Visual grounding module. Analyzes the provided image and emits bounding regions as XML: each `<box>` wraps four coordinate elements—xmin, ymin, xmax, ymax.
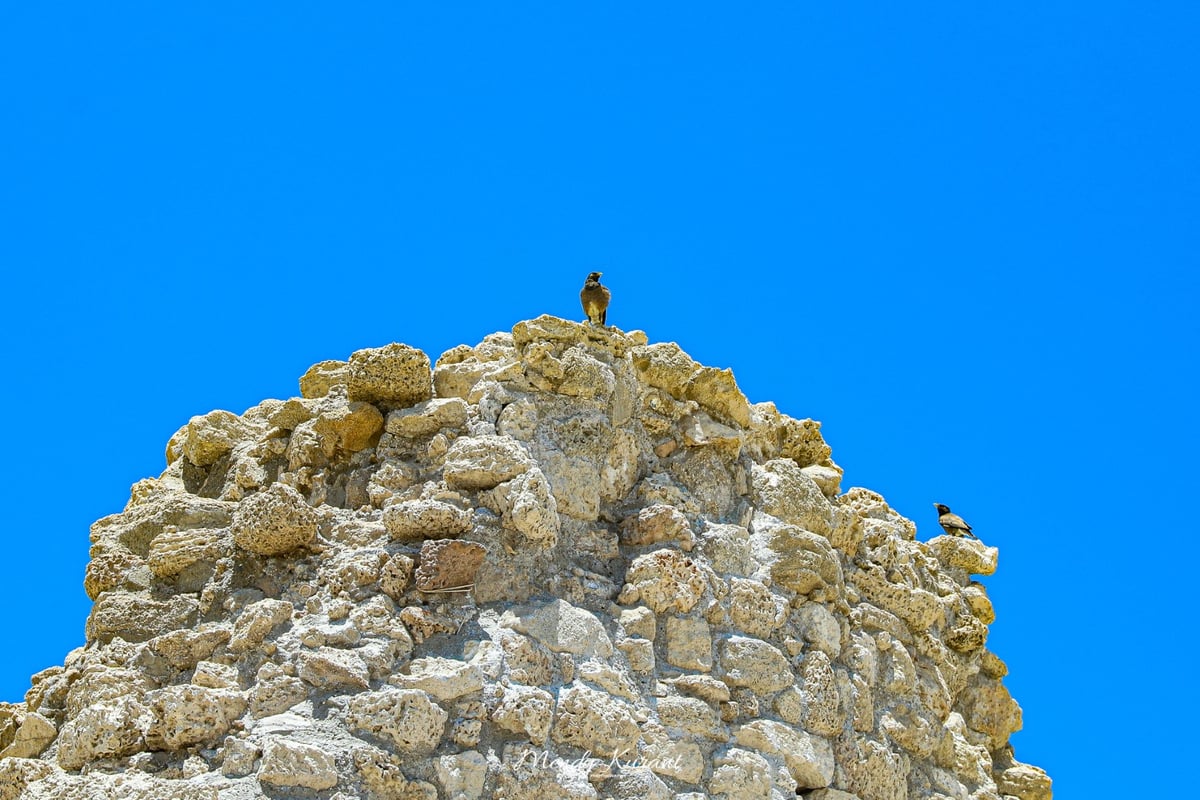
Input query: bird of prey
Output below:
<box><xmin>934</xmin><ymin>503</ymin><xmax>978</xmax><ymax>539</ymax></box>
<box><xmin>580</xmin><ymin>271</ymin><xmax>610</xmax><ymax>326</ymax></box>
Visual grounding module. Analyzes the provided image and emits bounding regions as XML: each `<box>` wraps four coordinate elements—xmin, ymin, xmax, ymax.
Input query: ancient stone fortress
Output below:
<box><xmin>0</xmin><ymin>316</ymin><xmax>1052</xmax><ymax>800</ymax></box>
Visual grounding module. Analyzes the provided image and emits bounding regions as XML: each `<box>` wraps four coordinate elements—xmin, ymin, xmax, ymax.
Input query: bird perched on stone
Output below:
<box><xmin>934</xmin><ymin>503</ymin><xmax>978</xmax><ymax>539</ymax></box>
<box><xmin>580</xmin><ymin>271</ymin><xmax>610</xmax><ymax>326</ymax></box>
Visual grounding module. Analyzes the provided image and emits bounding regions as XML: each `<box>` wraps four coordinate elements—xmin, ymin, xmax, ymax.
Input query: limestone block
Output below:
<box><xmin>346</xmin><ymin>688</ymin><xmax>447</xmax><ymax>754</ymax></box>
<box><xmin>220</xmin><ymin>735</ymin><xmax>260</xmax><ymax>777</ymax></box>
<box><xmin>719</xmin><ymin>636</ymin><xmax>793</xmax><ymax>694</ymax></box>
<box><xmin>300</xmin><ymin>359</ymin><xmax>349</xmax><ymax>398</ymax></box>
<box><xmin>679</xmin><ymin>412</ymin><xmax>744</xmax><ymax>460</ymax></box>
<box><xmin>799</xmin><ymin>651</ymin><xmax>845</xmax><ymax>737</ymax></box>
<box><xmin>85</xmin><ymin>593</ymin><xmax>198</xmax><ymax>644</ymax></box>
<box><xmin>443</xmin><ymin>434</ymin><xmax>533</xmax><ymax>490</ymax></box>
<box><xmin>436</xmin><ymin>750</ymin><xmax>488</xmax><ymax>800</ymax></box>
<box><xmin>728</xmin><ymin>578</ymin><xmax>788</xmax><ymax>638</ymax></box>
<box><xmin>297</xmin><ymin>646</ymin><xmax>370</xmax><ymax>690</ymax></box>
<box><xmin>386</xmin><ymin>397</ymin><xmax>469</xmax><ymax>438</ymax></box>
<box><xmin>644</xmin><ymin>737</ymin><xmax>704</xmax><ymax>784</ymax></box>
<box><xmin>540</xmin><ymin>449</ymin><xmax>601</xmax><ymax>521</ymax></box>
<box><xmin>555</xmin><ymin>346</ymin><xmax>616</xmax><ymax>399</ymax></box>
<box><xmin>840</xmin><ymin>631</ymin><xmax>879</xmax><ymax>687</ymax></box>
<box><xmin>495</xmin><ymin>467</ymin><xmax>560</xmax><ymax>547</ymax></box>
<box><xmin>501</xmin><ymin>598</ymin><xmax>614</xmax><ymax>658</ymax></box>
<box><xmin>347</xmin><ymin>343</ymin><xmax>432</xmax><ymax>408</ymax></box>
<box><xmin>414</xmin><ymin>538</ymin><xmax>487</xmax><ymax>591</ymax></box>
<box><xmin>803</xmin><ymin>464</ymin><xmax>844</xmax><ymax>498</ymax></box>
<box><xmin>0</xmin><ymin>758</ymin><xmax>55</xmax><ymax>800</ymax></box>
<box><xmin>664</xmin><ymin>615</ymin><xmax>713</xmax><ymax>671</ymax></box>
<box><xmin>258</xmin><ymin>736</ymin><xmax>338</xmax><ymax>790</ymax></box>
<box><xmin>490</xmin><ymin>684</ymin><xmax>555</xmax><ymax>745</ymax></box>
<box><xmin>578</xmin><ymin>660</ymin><xmax>639</xmax><ymax>702</ymax></box>
<box><xmin>82</xmin><ymin>542</ymin><xmax>146</xmax><ymax>600</ymax></box>
<box><xmin>380</xmin><ymin>552</ymin><xmax>414</xmax><ymax>599</ymax></box>
<box><xmin>180</xmin><ymin>409</ymin><xmax>246</xmax><ymax>467</ymax></box>
<box><xmin>733</xmin><ymin>719</ymin><xmax>835</xmax><ymax>790</ymax></box>
<box><xmin>144</xmin><ymin>685</ymin><xmax>246</xmax><ymax>750</ymax></box>
<box><xmin>842</xmin><ymin>487</ymin><xmax>917</xmax><ymax>541</ymax></box>
<box><xmin>603</xmin><ymin>765</ymin><xmax>673</xmax><ymax>800</ymax></box>
<box><xmin>927</xmin><ymin>536</ymin><xmax>999</xmax><ymax>576</ymax></box>
<box><xmin>995</xmin><ymin>761</ymin><xmax>1052</xmax><ymax>800</ymax></box>
<box><xmin>834</xmin><ymin>734</ymin><xmax>910</xmax><ymax>800</ymax></box>
<box><xmin>625</xmin><ymin>549</ymin><xmax>707</xmax><ymax>614</ymax></box>
<box><xmin>230</xmin><ymin>483</ymin><xmax>318</xmax><ymax>556</ymax></box>
<box><xmin>757</xmin><ymin>521</ymin><xmax>844</xmax><ymax>596</ymax></box>
<box><xmin>192</xmin><ymin>660</ymin><xmax>239</xmax><ymax>690</ymax></box>
<box><xmin>618</xmin><ymin>606</ymin><xmax>656</xmax><ymax>640</ymax></box>
<box><xmin>751</xmin><ymin>460</ymin><xmax>832</xmax><ymax>536</ymax></box>
<box><xmin>963</xmin><ymin>582</ymin><xmax>996</xmax><ymax>624</ymax></box>
<box><xmin>961</xmin><ymin>675</ymin><xmax>1023</xmax><ymax>750</ymax></box>
<box><xmin>620</xmin><ymin>503</ymin><xmax>694</xmax><ymax>549</ymax></box>
<box><xmin>390</xmin><ymin>656</ymin><xmax>485</xmax><ymax>701</ymax></box>
<box><xmin>310</xmin><ymin>396</ymin><xmax>385</xmax><ymax>454</ymax></box>
<box><xmin>229</xmin><ymin>598</ymin><xmax>293</xmax><ymax>653</ymax></box>
<box><xmin>617</xmin><ymin>638</ymin><xmax>655</xmax><ymax>673</ymax></box>
<box><xmin>656</xmin><ymin>695</ymin><xmax>725</xmax><ymax>740</ymax></box>
<box><xmin>148</xmin><ymin>625</ymin><xmax>231</xmax><ymax>670</ymax></box>
<box><xmin>91</xmin><ymin>491</ymin><xmax>235</xmax><ymax>559</ymax></box>
<box><xmin>710</xmin><ymin>747</ymin><xmax>774</xmax><ymax>800</ymax></box>
<box><xmin>0</xmin><ymin>712</ymin><xmax>55</xmax><ymax>759</ymax></box>
<box><xmin>56</xmin><ymin>696</ymin><xmax>152</xmax><ymax>770</ymax></box>
<box><xmin>249</xmin><ymin>672</ymin><xmax>308</xmax><ymax>719</ymax></box>
<box><xmin>945</xmin><ymin>613</ymin><xmax>988</xmax><ymax>653</ymax></box>
<box><xmin>146</xmin><ymin>526</ymin><xmax>228</xmax><ymax>579</ymax></box>
<box><xmin>670</xmin><ymin>674</ymin><xmax>730</xmax><ymax>704</ymax></box>
<box><xmin>698</xmin><ymin>522</ymin><xmax>755</xmax><ymax>577</ymax></box>
<box><xmin>552</xmin><ymin>683</ymin><xmax>641</xmax><ymax>759</ymax></box>
<box><xmin>65</xmin><ymin>666</ymin><xmax>150</xmax><ymax>719</ymax></box>
<box><xmin>850</xmin><ymin>566</ymin><xmax>942</xmax><ymax>631</ymax></box>
<box><xmin>384</xmin><ymin>498</ymin><xmax>474</xmax><ymax>540</ymax></box>
<box><xmin>684</xmin><ymin>366</ymin><xmax>751</xmax><ymax>429</ymax></box>
<box><xmin>631</xmin><ymin>342</ymin><xmax>700</xmax><ymax>398</ymax></box>
<box><xmin>807</xmin><ymin>790</ymin><xmax>863</xmax><ymax>800</ymax></box>
<box><xmin>794</xmin><ymin>602</ymin><xmax>844</xmax><ymax>659</ymax></box>
<box><xmin>354</xmin><ymin>746</ymin><xmax>440</xmax><ymax>800</ymax></box>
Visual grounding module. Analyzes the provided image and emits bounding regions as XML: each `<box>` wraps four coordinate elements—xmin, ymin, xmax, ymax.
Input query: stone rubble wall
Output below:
<box><xmin>0</xmin><ymin>315</ymin><xmax>1052</xmax><ymax>800</ymax></box>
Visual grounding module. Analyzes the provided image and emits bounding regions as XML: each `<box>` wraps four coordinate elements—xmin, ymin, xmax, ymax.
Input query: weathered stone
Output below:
<box><xmin>501</xmin><ymin>598</ymin><xmax>614</xmax><ymax>658</ymax></box>
<box><xmin>620</xmin><ymin>503</ymin><xmax>693</xmax><ymax>549</ymax></box>
<box><xmin>751</xmin><ymin>460</ymin><xmax>832</xmax><ymax>536</ymax></box>
<box><xmin>85</xmin><ymin>593</ymin><xmax>198</xmax><ymax>643</ymax></box>
<box><xmin>230</xmin><ymin>482</ymin><xmax>318</xmax><ymax>556</ymax></box>
<box><xmin>552</xmin><ymin>683</ymin><xmax>641</xmax><ymax>759</ymax></box>
<box><xmin>491</xmin><ymin>684</ymin><xmax>555</xmax><ymax>745</ymax></box>
<box><xmin>300</xmin><ymin>359</ymin><xmax>349</xmax><ymax>398</ymax></box>
<box><xmin>927</xmin><ymin>536</ymin><xmax>1000</xmax><ymax>576</ymax></box>
<box><xmin>625</xmin><ymin>548</ymin><xmax>707</xmax><ymax>614</ymax></box>
<box><xmin>229</xmin><ymin>597</ymin><xmax>293</xmax><ymax>652</ymax></box>
<box><xmin>180</xmin><ymin>409</ymin><xmax>246</xmax><ymax>467</ymax></box>
<box><xmin>664</xmin><ymin>615</ymin><xmax>713</xmax><ymax>671</ymax></box>
<box><xmin>386</xmin><ymin>397</ymin><xmax>469</xmax><ymax>438</ymax></box>
<box><xmin>734</xmin><ymin>719</ymin><xmax>835</xmax><ymax>789</ymax></box>
<box><xmin>0</xmin><ymin>712</ymin><xmax>55</xmax><ymax>759</ymax></box>
<box><xmin>414</xmin><ymin>538</ymin><xmax>487</xmax><ymax>591</ymax></box>
<box><xmin>346</xmin><ymin>688</ymin><xmax>447</xmax><ymax>754</ymax></box>
<box><xmin>258</xmin><ymin>736</ymin><xmax>338</xmax><ymax>790</ymax></box>
<box><xmin>297</xmin><ymin>646</ymin><xmax>371</xmax><ymax>690</ymax></box>
<box><xmin>383</xmin><ymin>498</ymin><xmax>473</xmax><ymax>540</ymax></box>
<box><xmin>145</xmin><ymin>684</ymin><xmax>246</xmax><ymax>750</ymax></box>
<box><xmin>719</xmin><ymin>635</ymin><xmax>793</xmax><ymax>694</ymax></box>
<box><xmin>495</xmin><ymin>467</ymin><xmax>560</xmax><ymax>547</ymax></box>
<box><xmin>347</xmin><ymin>342</ymin><xmax>433</xmax><ymax>408</ymax></box>
<box><xmin>443</xmin><ymin>434</ymin><xmax>533</xmax><ymax>490</ymax></box>
<box><xmin>390</xmin><ymin>655</ymin><xmax>484</xmax><ymax>701</ymax></box>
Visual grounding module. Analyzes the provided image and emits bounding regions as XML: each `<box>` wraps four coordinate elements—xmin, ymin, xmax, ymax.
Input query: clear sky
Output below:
<box><xmin>2</xmin><ymin>3</ymin><xmax>1196</xmax><ymax>795</ymax></box>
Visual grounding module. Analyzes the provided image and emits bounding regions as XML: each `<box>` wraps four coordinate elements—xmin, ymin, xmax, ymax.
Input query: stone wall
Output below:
<box><xmin>0</xmin><ymin>315</ymin><xmax>1051</xmax><ymax>800</ymax></box>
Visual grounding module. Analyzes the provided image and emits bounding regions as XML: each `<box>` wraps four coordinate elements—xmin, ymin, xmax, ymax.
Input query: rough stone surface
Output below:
<box><xmin>0</xmin><ymin>318</ymin><xmax>1048</xmax><ymax>800</ymax></box>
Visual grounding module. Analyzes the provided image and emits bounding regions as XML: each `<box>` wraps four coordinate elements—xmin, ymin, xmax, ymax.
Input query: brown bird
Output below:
<box><xmin>580</xmin><ymin>271</ymin><xmax>610</xmax><ymax>325</ymax></box>
<box><xmin>934</xmin><ymin>503</ymin><xmax>978</xmax><ymax>539</ymax></box>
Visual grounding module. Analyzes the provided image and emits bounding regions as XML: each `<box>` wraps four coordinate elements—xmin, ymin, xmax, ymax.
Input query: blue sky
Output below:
<box><xmin>2</xmin><ymin>3</ymin><xmax>1196</xmax><ymax>794</ymax></box>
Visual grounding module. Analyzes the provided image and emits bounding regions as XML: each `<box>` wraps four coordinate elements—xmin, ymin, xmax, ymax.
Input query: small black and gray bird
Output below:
<box><xmin>580</xmin><ymin>271</ymin><xmax>610</xmax><ymax>326</ymax></box>
<box><xmin>934</xmin><ymin>503</ymin><xmax>978</xmax><ymax>539</ymax></box>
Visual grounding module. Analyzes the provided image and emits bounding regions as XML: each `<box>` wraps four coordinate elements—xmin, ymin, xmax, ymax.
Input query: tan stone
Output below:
<box><xmin>346</xmin><ymin>342</ymin><xmax>432</xmax><ymax>408</ymax></box>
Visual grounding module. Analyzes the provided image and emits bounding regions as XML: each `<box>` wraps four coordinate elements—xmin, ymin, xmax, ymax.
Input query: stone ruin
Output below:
<box><xmin>0</xmin><ymin>315</ymin><xmax>1052</xmax><ymax>799</ymax></box>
